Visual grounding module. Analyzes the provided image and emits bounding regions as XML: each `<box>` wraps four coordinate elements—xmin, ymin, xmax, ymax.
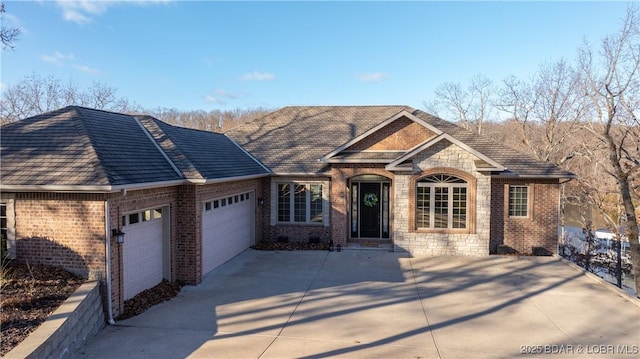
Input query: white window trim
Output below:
<box><xmin>0</xmin><ymin>195</ymin><xmax>16</xmax><ymax>259</ymax></box>
<box><xmin>416</xmin><ymin>182</ymin><xmax>468</xmax><ymax>230</ymax></box>
<box><xmin>270</xmin><ymin>178</ymin><xmax>330</xmax><ymax>227</ymax></box>
<box><xmin>508</xmin><ymin>184</ymin><xmax>531</xmax><ymax>218</ymax></box>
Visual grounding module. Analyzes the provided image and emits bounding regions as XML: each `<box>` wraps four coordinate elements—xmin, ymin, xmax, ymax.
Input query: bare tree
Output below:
<box><xmin>578</xmin><ymin>6</ymin><xmax>640</xmax><ymax>295</ymax></box>
<box><xmin>147</xmin><ymin>107</ymin><xmax>271</xmax><ymax>133</ymax></box>
<box><xmin>496</xmin><ymin>60</ymin><xmax>585</xmax><ymax>166</ymax></box>
<box><xmin>1</xmin><ymin>2</ymin><xmax>20</xmax><ymax>50</ymax></box>
<box><xmin>424</xmin><ymin>73</ymin><xmax>496</xmax><ymax>134</ymax></box>
<box><xmin>0</xmin><ymin>74</ymin><xmax>136</xmax><ymax>124</ymax></box>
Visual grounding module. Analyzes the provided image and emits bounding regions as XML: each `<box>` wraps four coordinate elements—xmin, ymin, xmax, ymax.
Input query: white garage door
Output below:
<box><xmin>202</xmin><ymin>191</ymin><xmax>254</xmax><ymax>274</ymax></box>
<box><xmin>123</xmin><ymin>208</ymin><xmax>165</xmax><ymax>300</ymax></box>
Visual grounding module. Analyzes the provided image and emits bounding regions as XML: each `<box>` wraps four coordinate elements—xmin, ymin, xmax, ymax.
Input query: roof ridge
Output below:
<box><xmin>136</xmin><ymin>117</ymin><xmax>204</xmax><ymax>180</ymax></box>
<box><xmin>73</xmin><ymin>107</ymin><xmax>114</xmax><ymax>185</ymax></box>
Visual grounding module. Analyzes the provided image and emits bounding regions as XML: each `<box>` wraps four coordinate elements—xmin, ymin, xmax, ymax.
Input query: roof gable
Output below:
<box><xmin>321</xmin><ymin>110</ymin><xmax>442</xmax><ymax>161</ymax></box>
<box><xmin>386</xmin><ymin>133</ymin><xmax>505</xmax><ymax>171</ymax></box>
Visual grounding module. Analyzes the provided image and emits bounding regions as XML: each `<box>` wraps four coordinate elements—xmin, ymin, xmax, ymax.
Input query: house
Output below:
<box><xmin>0</xmin><ymin>106</ymin><xmax>270</xmax><ymax>318</ymax></box>
<box><xmin>226</xmin><ymin>106</ymin><xmax>575</xmax><ymax>255</ymax></box>
<box><xmin>1</xmin><ymin>105</ymin><xmax>574</xmax><ymax>318</ymax></box>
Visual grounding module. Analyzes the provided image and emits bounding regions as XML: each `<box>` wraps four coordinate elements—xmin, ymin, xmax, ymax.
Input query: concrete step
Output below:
<box><xmin>342</xmin><ymin>239</ymin><xmax>394</xmax><ymax>252</ymax></box>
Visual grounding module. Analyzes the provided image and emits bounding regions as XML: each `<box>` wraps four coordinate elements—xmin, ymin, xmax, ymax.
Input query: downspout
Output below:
<box><xmin>104</xmin><ymin>200</ymin><xmax>116</xmax><ymax>325</ymax></box>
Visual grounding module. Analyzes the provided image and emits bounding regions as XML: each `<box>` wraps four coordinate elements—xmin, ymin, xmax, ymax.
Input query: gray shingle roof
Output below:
<box><xmin>227</xmin><ymin>106</ymin><xmax>575</xmax><ymax>178</ymax></box>
<box><xmin>1</xmin><ymin>106</ymin><xmax>268</xmax><ymax>189</ymax></box>
<box><xmin>226</xmin><ymin>106</ymin><xmax>412</xmax><ymax>174</ymax></box>
<box><xmin>138</xmin><ymin>117</ymin><xmax>269</xmax><ymax>180</ymax></box>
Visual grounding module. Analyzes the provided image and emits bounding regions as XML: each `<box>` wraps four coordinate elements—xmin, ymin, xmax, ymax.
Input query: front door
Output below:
<box><xmin>360</xmin><ymin>183</ymin><xmax>381</xmax><ymax>238</ymax></box>
<box><xmin>351</xmin><ymin>180</ymin><xmax>390</xmax><ymax>239</ymax></box>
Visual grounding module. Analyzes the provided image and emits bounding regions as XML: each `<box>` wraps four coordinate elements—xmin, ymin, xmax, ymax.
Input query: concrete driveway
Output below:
<box><xmin>75</xmin><ymin>250</ymin><xmax>640</xmax><ymax>359</ymax></box>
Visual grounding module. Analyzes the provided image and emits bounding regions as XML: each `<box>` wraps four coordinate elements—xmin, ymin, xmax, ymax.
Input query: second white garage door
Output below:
<box><xmin>202</xmin><ymin>191</ymin><xmax>254</xmax><ymax>275</ymax></box>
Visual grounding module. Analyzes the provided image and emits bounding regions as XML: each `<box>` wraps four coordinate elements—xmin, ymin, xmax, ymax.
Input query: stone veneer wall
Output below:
<box><xmin>393</xmin><ymin>140</ymin><xmax>492</xmax><ymax>256</ymax></box>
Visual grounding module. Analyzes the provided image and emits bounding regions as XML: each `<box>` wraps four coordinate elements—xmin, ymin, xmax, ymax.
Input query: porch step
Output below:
<box><xmin>343</xmin><ymin>239</ymin><xmax>394</xmax><ymax>252</ymax></box>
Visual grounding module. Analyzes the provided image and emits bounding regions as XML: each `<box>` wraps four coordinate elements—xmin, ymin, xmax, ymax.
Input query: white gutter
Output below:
<box><xmin>0</xmin><ymin>179</ymin><xmax>189</xmax><ymax>193</ymax></box>
<box><xmin>203</xmin><ymin>173</ymin><xmax>270</xmax><ymax>185</ymax></box>
<box><xmin>491</xmin><ymin>174</ymin><xmax>577</xmax><ymax>179</ymax></box>
<box><xmin>104</xmin><ymin>200</ymin><xmax>116</xmax><ymax>325</ymax></box>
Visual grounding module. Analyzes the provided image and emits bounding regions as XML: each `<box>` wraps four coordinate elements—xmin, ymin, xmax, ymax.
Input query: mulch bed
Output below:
<box><xmin>251</xmin><ymin>241</ymin><xmax>331</xmax><ymax>251</ymax></box>
<box><xmin>117</xmin><ymin>280</ymin><xmax>182</xmax><ymax>320</ymax></box>
<box><xmin>0</xmin><ymin>261</ymin><xmax>85</xmax><ymax>356</ymax></box>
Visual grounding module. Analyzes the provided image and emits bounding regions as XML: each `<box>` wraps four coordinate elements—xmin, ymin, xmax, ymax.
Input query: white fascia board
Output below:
<box><xmin>0</xmin><ymin>179</ymin><xmax>192</xmax><ymax>193</ymax></box>
<box><xmin>325</xmin><ymin>159</ymin><xmax>394</xmax><ymax>164</ymax></box>
<box><xmin>320</xmin><ymin>110</ymin><xmax>443</xmax><ymax>162</ymax></box>
<box><xmin>202</xmin><ymin>173</ymin><xmax>271</xmax><ymax>185</ymax></box>
<box><xmin>271</xmin><ymin>172</ymin><xmax>330</xmax><ymax>178</ymax></box>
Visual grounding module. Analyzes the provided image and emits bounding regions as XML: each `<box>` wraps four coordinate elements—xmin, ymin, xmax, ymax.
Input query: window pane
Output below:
<box><xmin>213</xmin><ymin>200</ymin><xmax>219</xmax><ymax>208</ymax></box>
<box><xmin>129</xmin><ymin>213</ymin><xmax>139</xmax><ymax>225</ymax></box>
<box><xmin>0</xmin><ymin>204</ymin><xmax>6</xmax><ymax>217</ymax></box>
<box><xmin>278</xmin><ymin>184</ymin><xmax>291</xmax><ymax>222</ymax></box>
<box><xmin>310</xmin><ymin>184</ymin><xmax>323</xmax><ymax>223</ymax></box>
<box><xmin>205</xmin><ymin>202</ymin><xmax>212</xmax><ymax>211</ymax></box>
<box><xmin>351</xmin><ymin>183</ymin><xmax>358</xmax><ymax>236</ymax></box>
<box><xmin>452</xmin><ymin>188</ymin><xmax>467</xmax><ymax>228</ymax></box>
<box><xmin>434</xmin><ymin>187</ymin><xmax>448</xmax><ymax>228</ymax></box>
<box><xmin>382</xmin><ymin>183</ymin><xmax>390</xmax><ymax>237</ymax></box>
<box><xmin>509</xmin><ymin>186</ymin><xmax>528</xmax><ymax>217</ymax></box>
<box><xmin>416</xmin><ymin>187</ymin><xmax>430</xmax><ymax>228</ymax></box>
<box><xmin>294</xmin><ymin>184</ymin><xmax>307</xmax><ymax>222</ymax></box>
<box><xmin>142</xmin><ymin>210</ymin><xmax>152</xmax><ymax>221</ymax></box>
<box><xmin>154</xmin><ymin>208</ymin><xmax>163</xmax><ymax>219</ymax></box>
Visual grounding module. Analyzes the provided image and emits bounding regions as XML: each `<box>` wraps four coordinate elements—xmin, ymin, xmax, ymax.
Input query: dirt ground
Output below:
<box><xmin>0</xmin><ymin>262</ymin><xmax>84</xmax><ymax>356</ymax></box>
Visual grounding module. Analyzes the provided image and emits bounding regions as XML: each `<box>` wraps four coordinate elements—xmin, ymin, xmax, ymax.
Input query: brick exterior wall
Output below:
<box><xmin>329</xmin><ymin>165</ymin><xmax>394</xmax><ymax>246</ymax></box>
<box><xmin>346</xmin><ymin>117</ymin><xmax>435</xmax><ymax>151</ymax></box>
<box><xmin>13</xmin><ymin>192</ymin><xmax>108</xmax><ymax>279</ymax></box>
<box><xmin>108</xmin><ymin>186</ymin><xmax>179</xmax><ymax>316</ymax></box>
<box><xmin>490</xmin><ymin>178</ymin><xmax>560</xmax><ymax>255</ymax></box>
<box><xmin>263</xmin><ymin>177</ymin><xmax>331</xmax><ymax>243</ymax></box>
<box><xmin>11</xmin><ymin>178</ymin><xmax>265</xmax><ymax>318</ymax></box>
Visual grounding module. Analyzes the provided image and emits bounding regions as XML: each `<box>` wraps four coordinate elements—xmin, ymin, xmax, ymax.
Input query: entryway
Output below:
<box><xmin>349</xmin><ymin>175</ymin><xmax>391</xmax><ymax>246</ymax></box>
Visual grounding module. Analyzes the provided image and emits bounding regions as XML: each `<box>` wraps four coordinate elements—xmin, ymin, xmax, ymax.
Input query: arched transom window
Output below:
<box><xmin>416</xmin><ymin>174</ymin><xmax>467</xmax><ymax>229</ymax></box>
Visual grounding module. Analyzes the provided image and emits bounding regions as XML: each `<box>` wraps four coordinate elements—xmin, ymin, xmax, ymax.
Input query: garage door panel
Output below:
<box><xmin>202</xmin><ymin>192</ymin><xmax>254</xmax><ymax>275</ymax></box>
<box><xmin>123</xmin><ymin>215</ymin><xmax>164</xmax><ymax>300</ymax></box>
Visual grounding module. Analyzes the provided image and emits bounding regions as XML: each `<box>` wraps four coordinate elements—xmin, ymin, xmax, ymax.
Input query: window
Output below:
<box><xmin>509</xmin><ymin>185</ymin><xmax>529</xmax><ymax>217</ymax></box>
<box><xmin>129</xmin><ymin>213</ymin><xmax>140</xmax><ymax>225</ymax></box>
<box><xmin>416</xmin><ymin>174</ymin><xmax>467</xmax><ymax>229</ymax></box>
<box><xmin>1</xmin><ymin>203</ymin><xmax>8</xmax><ymax>256</ymax></box>
<box><xmin>0</xmin><ymin>200</ymin><xmax>15</xmax><ymax>258</ymax></box>
<box><xmin>278</xmin><ymin>183</ymin><xmax>323</xmax><ymax>223</ymax></box>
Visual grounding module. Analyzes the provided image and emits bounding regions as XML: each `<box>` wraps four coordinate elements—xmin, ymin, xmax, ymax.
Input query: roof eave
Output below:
<box><xmin>326</xmin><ymin>159</ymin><xmax>394</xmax><ymax>164</ymax></box>
<box><xmin>202</xmin><ymin>173</ymin><xmax>271</xmax><ymax>185</ymax></box>
<box><xmin>491</xmin><ymin>173</ymin><xmax>578</xmax><ymax>180</ymax></box>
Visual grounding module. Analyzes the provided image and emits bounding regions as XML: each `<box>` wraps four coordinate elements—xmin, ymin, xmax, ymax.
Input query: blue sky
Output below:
<box><xmin>0</xmin><ymin>1</ymin><xmax>631</xmax><ymax>112</ymax></box>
